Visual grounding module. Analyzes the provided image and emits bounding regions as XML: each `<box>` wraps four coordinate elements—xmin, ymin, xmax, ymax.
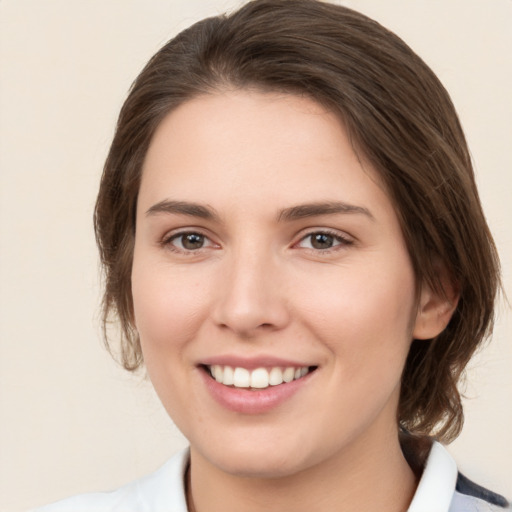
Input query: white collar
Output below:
<box><xmin>407</xmin><ymin>441</ymin><xmax>458</xmax><ymax>512</ymax></box>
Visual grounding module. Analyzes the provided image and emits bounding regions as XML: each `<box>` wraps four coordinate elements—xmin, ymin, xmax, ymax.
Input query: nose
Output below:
<box><xmin>212</xmin><ymin>246</ymin><xmax>290</xmax><ymax>338</ymax></box>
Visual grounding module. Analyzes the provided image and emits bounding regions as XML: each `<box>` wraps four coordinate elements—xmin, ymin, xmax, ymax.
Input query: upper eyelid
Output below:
<box><xmin>292</xmin><ymin>229</ymin><xmax>355</xmax><ymax>252</ymax></box>
<box><xmin>161</xmin><ymin>227</ymin><xmax>214</xmax><ymax>242</ymax></box>
<box><xmin>158</xmin><ymin>227</ymin><xmax>354</xmax><ymax>250</ymax></box>
<box><xmin>161</xmin><ymin>231</ymin><xmax>219</xmax><ymax>255</ymax></box>
<box><xmin>295</xmin><ymin>227</ymin><xmax>354</xmax><ymax>242</ymax></box>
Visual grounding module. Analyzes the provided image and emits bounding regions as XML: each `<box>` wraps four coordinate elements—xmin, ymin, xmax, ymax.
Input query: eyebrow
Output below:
<box><xmin>146</xmin><ymin>200</ymin><xmax>220</xmax><ymax>221</ymax></box>
<box><xmin>146</xmin><ymin>199</ymin><xmax>374</xmax><ymax>223</ymax></box>
<box><xmin>278</xmin><ymin>201</ymin><xmax>374</xmax><ymax>222</ymax></box>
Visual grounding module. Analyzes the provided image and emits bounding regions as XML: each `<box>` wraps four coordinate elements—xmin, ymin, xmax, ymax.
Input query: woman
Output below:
<box><xmin>34</xmin><ymin>0</ymin><xmax>509</xmax><ymax>510</ymax></box>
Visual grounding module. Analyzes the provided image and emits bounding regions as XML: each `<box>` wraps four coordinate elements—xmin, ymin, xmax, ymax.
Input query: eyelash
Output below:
<box><xmin>161</xmin><ymin>230</ymin><xmax>215</xmax><ymax>254</ymax></box>
<box><xmin>160</xmin><ymin>229</ymin><xmax>353</xmax><ymax>254</ymax></box>
<box><xmin>295</xmin><ymin>229</ymin><xmax>353</xmax><ymax>253</ymax></box>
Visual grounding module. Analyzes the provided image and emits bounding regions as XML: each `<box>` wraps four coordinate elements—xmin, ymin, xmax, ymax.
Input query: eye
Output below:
<box><xmin>164</xmin><ymin>231</ymin><xmax>214</xmax><ymax>252</ymax></box>
<box><xmin>297</xmin><ymin>231</ymin><xmax>352</xmax><ymax>251</ymax></box>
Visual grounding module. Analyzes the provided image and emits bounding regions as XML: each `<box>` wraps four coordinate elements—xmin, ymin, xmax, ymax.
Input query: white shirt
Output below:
<box><xmin>32</xmin><ymin>442</ymin><xmax>510</xmax><ymax>512</ymax></box>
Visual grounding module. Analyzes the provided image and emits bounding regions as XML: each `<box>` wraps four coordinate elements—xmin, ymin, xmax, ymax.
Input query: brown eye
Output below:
<box><xmin>180</xmin><ymin>233</ymin><xmax>205</xmax><ymax>250</ymax></box>
<box><xmin>167</xmin><ymin>232</ymin><xmax>210</xmax><ymax>251</ymax></box>
<box><xmin>310</xmin><ymin>233</ymin><xmax>335</xmax><ymax>249</ymax></box>
<box><xmin>296</xmin><ymin>231</ymin><xmax>352</xmax><ymax>251</ymax></box>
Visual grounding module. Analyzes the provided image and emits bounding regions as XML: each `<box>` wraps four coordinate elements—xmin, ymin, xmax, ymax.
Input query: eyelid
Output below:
<box><xmin>160</xmin><ymin>228</ymin><xmax>219</xmax><ymax>253</ymax></box>
<box><xmin>293</xmin><ymin>228</ymin><xmax>354</xmax><ymax>250</ymax></box>
<box><xmin>158</xmin><ymin>226</ymin><xmax>353</xmax><ymax>254</ymax></box>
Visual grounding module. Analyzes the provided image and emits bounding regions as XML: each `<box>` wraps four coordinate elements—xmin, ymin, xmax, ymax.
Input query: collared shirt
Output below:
<box><xmin>32</xmin><ymin>443</ymin><xmax>510</xmax><ymax>512</ymax></box>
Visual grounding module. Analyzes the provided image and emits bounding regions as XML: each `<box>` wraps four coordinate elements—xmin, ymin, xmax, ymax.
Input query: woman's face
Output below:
<box><xmin>132</xmin><ymin>91</ymin><xmax>427</xmax><ymax>477</ymax></box>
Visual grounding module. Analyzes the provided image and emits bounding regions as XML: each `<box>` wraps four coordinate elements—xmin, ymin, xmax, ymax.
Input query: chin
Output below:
<box><xmin>191</xmin><ymin>429</ymin><xmax>324</xmax><ymax>480</ymax></box>
<box><xmin>211</xmin><ymin>450</ymin><xmax>307</xmax><ymax>479</ymax></box>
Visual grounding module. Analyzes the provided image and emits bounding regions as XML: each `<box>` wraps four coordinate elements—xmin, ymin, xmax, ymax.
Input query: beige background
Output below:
<box><xmin>0</xmin><ymin>1</ymin><xmax>510</xmax><ymax>510</ymax></box>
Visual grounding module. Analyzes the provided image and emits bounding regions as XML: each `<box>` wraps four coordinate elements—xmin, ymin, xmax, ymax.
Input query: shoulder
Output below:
<box><xmin>449</xmin><ymin>473</ymin><xmax>511</xmax><ymax>512</ymax></box>
<box><xmin>408</xmin><ymin>441</ymin><xmax>510</xmax><ymax>512</ymax></box>
<box><xmin>30</xmin><ymin>448</ymin><xmax>190</xmax><ymax>512</ymax></box>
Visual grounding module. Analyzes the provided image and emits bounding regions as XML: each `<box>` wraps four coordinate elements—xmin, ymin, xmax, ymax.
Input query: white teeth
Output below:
<box><xmin>250</xmin><ymin>368</ymin><xmax>269</xmax><ymax>388</ymax></box>
<box><xmin>223</xmin><ymin>365</ymin><xmax>234</xmax><ymax>385</ymax></box>
<box><xmin>233</xmin><ymin>367</ymin><xmax>250</xmax><ymax>388</ymax></box>
<box><xmin>212</xmin><ymin>365</ymin><xmax>223</xmax><ymax>382</ymax></box>
<box><xmin>269</xmin><ymin>367</ymin><xmax>284</xmax><ymax>386</ymax></box>
<box><xmin>283</xmin><ymin>367</ymin><xmax>295</xmax><ymax>383</ymax></box>
<box><xmin>208</xmin><ymin>365</ymin><xmax>311</xmax><ymax>389</ymax></box>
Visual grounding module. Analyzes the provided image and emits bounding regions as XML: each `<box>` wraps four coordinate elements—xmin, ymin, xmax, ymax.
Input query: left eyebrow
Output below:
<box><xmin>278</xmin><ymin>201</ymin><xmax>375</xmax><ymax>222</ymax></box>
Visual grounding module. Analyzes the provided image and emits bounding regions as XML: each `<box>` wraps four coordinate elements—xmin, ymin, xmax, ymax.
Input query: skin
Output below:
<box><xmin>132</xmin><ymin>90</ymin><xmax>455</xmax><ymax>512</ymax></box>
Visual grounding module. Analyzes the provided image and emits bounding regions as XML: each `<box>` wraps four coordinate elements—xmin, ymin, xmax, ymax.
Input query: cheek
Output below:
<box><xmin>131</xmin><ymin>259</ymin><xmax>210</xmax><ymax>360</ymax></box>
<box><xmin>130</xmin><ymin>259</ymin><xmax>212</xmax><ymax>426</ymax></box>
<box><xmin>293</xmin><ymin>257</ymin><xmax>417</xmax><ymax>372</ymax></box>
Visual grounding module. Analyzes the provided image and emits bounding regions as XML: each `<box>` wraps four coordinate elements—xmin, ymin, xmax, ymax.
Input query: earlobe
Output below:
<box><xmin>412</xmin><ymin>279</ymin><xmax>459</xmax><ymax>340</ymax></box>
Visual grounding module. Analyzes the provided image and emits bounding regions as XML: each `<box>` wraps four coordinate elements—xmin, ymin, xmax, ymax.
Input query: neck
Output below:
<box><xmin>186</xmin><ymin>427</ymin><xmax>418</xmax><ymax>512</ymax></box>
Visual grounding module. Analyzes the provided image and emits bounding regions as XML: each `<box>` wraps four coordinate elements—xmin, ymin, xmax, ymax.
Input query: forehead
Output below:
<box><xmin>138</xmin><ymin>90</ymin><xmax>391</xmax><ymax>218</ymax></box>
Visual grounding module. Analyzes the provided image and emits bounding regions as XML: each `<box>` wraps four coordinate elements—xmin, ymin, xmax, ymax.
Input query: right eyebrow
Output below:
<box><xmin>145</xmin><ymin>200</ymin><xmax>220</xmax><ymax>222</ymax></box>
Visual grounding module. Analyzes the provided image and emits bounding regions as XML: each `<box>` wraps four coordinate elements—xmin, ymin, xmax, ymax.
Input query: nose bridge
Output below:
<box><xmin>213</xmin><ymin>238</ymin><xmax>288</xmax><ymax>335</ymax></box>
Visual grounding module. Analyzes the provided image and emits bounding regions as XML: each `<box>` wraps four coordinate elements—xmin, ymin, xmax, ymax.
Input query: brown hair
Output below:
<box><xmin>94</xmin><ymin>0</ymin><xmax>500</xmax><ymax>442</ymax></box>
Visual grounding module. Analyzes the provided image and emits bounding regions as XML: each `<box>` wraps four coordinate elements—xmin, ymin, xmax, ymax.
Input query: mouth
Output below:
<box><xmin>202</xmin><ymin>364</ymin><xmax>317</xmax><ymax>390</ymax></box>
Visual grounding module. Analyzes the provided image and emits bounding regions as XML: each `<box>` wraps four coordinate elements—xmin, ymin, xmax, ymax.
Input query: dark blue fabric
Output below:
<box><xmin>456</xmin><ymin>472</ymin><xmax>509</xmax><ymax>508</ymax></box>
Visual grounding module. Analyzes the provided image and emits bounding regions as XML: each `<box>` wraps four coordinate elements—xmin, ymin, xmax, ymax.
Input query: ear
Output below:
<box><xmin>412</xmin><ymin>276</ymin><xmax>459</xmax><ymax>340</ymax></box>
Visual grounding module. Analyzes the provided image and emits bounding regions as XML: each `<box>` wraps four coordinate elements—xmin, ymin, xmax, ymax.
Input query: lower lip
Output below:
<box><xmin>200</xmin><ymin>368</ymin><xmax>314</xmax><ymax>415</ymax></box>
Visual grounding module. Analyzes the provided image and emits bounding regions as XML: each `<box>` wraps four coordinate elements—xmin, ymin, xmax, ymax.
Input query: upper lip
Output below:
<box><xmin>199</xmin><ymin>355</ymin><xmax>315</xmax><ymax>370</ymax></box>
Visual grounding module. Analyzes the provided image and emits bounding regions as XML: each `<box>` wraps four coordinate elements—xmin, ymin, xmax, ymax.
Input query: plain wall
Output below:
<box><xmin>0</xmin><ymin>1</ymin><xmax>510</xmax><ymax>510</ymax></box>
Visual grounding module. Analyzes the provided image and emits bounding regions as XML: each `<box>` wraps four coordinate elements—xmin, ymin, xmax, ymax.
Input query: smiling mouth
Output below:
<box><xmin>202</xmin><ymin>364</ymin><xmax>317</xmax><ymax>390</ymax></box>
